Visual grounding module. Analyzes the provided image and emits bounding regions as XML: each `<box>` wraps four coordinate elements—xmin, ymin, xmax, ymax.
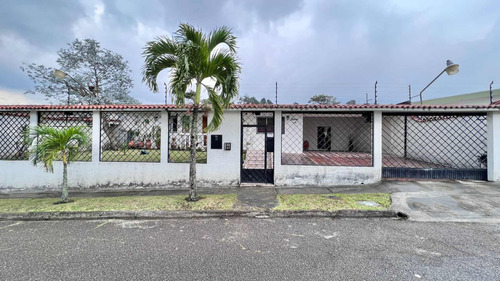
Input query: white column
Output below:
<box><xmin>29</xmin><ymin>111</ymin><xmax>38</xmax><ymax>128</ymax></box>
<box><xmin>160</xmin><ymin>110</ymin><xmax>169</xmax><ymax>163</ymax></box>
<box><xmin>274</xmin><ymin>110</ymin><xmax>282</xmax><ymax>177</ymax></box>
<box><xmin>487</xmin><ymin>111</ymin><xmax>500</xmax><ymax>182</ymax></box>
<box><xmin>373</xmin><ymin>111</ymin><xmax>383</xmax><ymax>178</ymax></box>
<box><xmin>91</xmin><ymin>111</ymin><xmax>100</xmax><ymax>163</ymax></box>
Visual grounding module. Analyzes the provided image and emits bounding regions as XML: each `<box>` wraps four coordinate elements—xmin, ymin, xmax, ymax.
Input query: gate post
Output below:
<box><xmin>487</xmin><ymin>111</ymin><xmax>500</xmax><ymax>181</ymax></box>
<box><xmin>274</xmin><ymin>110</ymin><xmax>282</xmax><ymax>182</ymax></box>
<box><xmin>91</xmin><ymin>110</ymin><xmax>100</xmax><ymax>163</ymax></box>
<box><xmin>373</xmin><ymin>111</ymin><xmax>383</xmax><ymax>180</ymax></box>
<box><xmin>160</xmin><ymin>110</ymin><xmax>169</xmax><ymax>164</ymax></box>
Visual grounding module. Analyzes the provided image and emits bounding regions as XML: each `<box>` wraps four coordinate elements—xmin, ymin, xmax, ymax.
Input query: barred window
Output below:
<box><xmin>168</xmin><ymin>112</ymin><xmax>207</xmax><ymax>163</ymax></box>
<box><xmin>281</xmin><ymin>112</ymin><xmax>373</xmax><ymax>166</ymax></box>
<box><xmin>100</xmin><ymin>111</ymin><xmax>161</xmax><ymax>162</ymax></box>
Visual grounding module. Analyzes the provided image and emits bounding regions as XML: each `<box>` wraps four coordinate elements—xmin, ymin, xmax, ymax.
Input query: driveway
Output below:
<box><xmin>385</xmin><ymin>180</ymin><xmax>500</xmax><ymax>223</ymax></box>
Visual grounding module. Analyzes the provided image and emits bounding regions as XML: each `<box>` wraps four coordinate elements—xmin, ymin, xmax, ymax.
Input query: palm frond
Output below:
<box><xmin>208</xmin><ymin>26</ymin><xmax>237</xmax><ymax>53</ymax></box>
<box><xmin>205</xmin><ymin>86</ymin><xmax>224</xmax><ymax>132</ymax></box>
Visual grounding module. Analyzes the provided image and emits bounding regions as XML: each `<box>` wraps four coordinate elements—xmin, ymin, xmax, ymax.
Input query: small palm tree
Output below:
<box><xmin>26</xmin><ymin>126</ymin><xmax>88</xmax><ymax>203</ymax></box>
<box><xmin>142</xmin><ymin>23</ymin><xmax>240</xmax><ymax>201</ymax></box>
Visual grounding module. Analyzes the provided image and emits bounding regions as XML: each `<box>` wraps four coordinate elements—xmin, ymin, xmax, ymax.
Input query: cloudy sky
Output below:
<box><xmin>0</xmin><ymin>0</ymin><xmax>498</xmax><ymax>105</ymax></box>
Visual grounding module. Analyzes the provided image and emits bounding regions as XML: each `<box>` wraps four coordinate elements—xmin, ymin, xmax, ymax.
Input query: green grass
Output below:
<box><xmin>101</xmin><ymin>149</ymin><xmax>161</xmax><ymax>162</ymax></box>
<box><xmin>274</xmin><ymin>193</ymin><xmax>391</xmax><ymax>211</ymax></box>
<box><xmin>0</xmin><ymin>194</ymin><xmax>237</xmax><ymax>213</ymax></box>
<box><xmin>100</xmin><ymin>149</ymin><xmax>207</xmax><ymax>163</ymax></box>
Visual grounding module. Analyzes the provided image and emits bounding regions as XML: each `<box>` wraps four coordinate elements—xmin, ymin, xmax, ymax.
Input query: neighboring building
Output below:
<box><xmin>422</xmin><ymin>89</ymin><xmax>500</xmax><ymax>105</ymax></box>
<box><xmin>0</xmin><ymin>103</ymin><xmax>499</xmax><ymax>190</ymax></box>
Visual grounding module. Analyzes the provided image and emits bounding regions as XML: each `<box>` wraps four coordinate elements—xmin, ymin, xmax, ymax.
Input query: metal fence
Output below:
<box><xmin>281</xmin><ymin>112</ymin><xmax>373</xmax><ymax>166</ymax></box>
<box><xmin>100</xmin><ymin>111</ymin><xmax>161</xmax><ymax>162</ymax></box>
<box><xmin>0</xmin><ymin>112</ymin><xmax>30</xmax><ymax>160</ymax></box>
<box><xmin>38</xmin><ymin>111</ymin><xmax>93</xmax><ymax>161</ymax></box>
<box><xmin>168</xmin><ymin>111</ymin><xmax>207</xmax><ymax>163</ymax></box>
<box><xmin>382</xmin><ymin>113</ymin><xmax>487</xmax><ymax>179</ymax></box>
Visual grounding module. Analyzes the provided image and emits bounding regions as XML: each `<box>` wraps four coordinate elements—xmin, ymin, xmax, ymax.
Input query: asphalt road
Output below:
<box><xmin>1</xmin><ymin>218</ymin><xmax>499</xmax><ymax>281</ymax></box>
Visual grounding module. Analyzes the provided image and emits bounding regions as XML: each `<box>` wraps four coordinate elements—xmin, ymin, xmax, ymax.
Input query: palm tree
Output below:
<box><xmin>142</xmin><ymin>23</ymin><xmax>240</xmax><ymax>201</ymax></box>
<box><xmin>26</xmin><ymin>126</ymin><xmax>88</xmax><ymax>203</ymax></box>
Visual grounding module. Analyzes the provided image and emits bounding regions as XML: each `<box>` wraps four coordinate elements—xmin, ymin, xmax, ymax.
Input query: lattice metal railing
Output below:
<box><xmin>281</xmin><ymin>112</ymin><xmax>373</xmax><ymax>166</ymax></box>
<box><xmin>168</xmin><ymin>111</ymin><xmax>207</xmax><ymax>163</ymax></box>
<box><xmin>100</xmin><ymin>111</ymin><xmax>161</xmax><ymax>162</ymax></box>
<box><xmin>38</xmin><ymin>111</ymin><xmax>93</xmax><ymax>161</ymax></box>
<box><xmin>0</xmin><ymin>111</ymin><xmax>30</xmax><ymax>160</ymax></box>
<box><xmin>382</xmin><ymin>114</ymin><xmax>487</xmax><ymax>169</ymax></box>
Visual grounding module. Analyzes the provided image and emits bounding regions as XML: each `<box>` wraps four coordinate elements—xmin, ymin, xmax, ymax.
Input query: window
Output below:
<box><xmin>257</xmin><ymin>117</ymin><xmax>274</xmax><ymax>133</ymax></box>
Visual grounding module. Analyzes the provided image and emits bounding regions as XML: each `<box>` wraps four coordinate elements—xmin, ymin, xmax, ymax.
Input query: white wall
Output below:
<box><xmin>281</xmin><ymin>114</ymin><xmax>303</xmax><ymax>153</ymax></box>
<box><xmin>488</xmin><ymin>112</ymin><xmax>500</xmax><ymax>181</ymax></box>
<box><xmin>0</xmin><ymin>110</ymin><xmax>241</xmax><ymax>190</ymax></box>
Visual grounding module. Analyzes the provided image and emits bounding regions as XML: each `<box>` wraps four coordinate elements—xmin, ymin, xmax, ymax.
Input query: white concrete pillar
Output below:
<box><xmin>487</xmin><ymin>111</ymin><xmax>500</xmax><ymax>182</ymax></box>
<box><xmin>91</xmin><ymin>111</ymin><xmax>101</xmax><ymax>163</ymax></box>
<box><xmin>274</xmin><ymin>110</ymin><xmax>282</xmax><ymax>177</ymax></box>
<box><xmin>373</xmin><ymin>111</ymin><xmax>383</xmax><ymax>177</ymax></box>
<box><xmin>160</xmin><ymin>110</ymin><xmax>169</xmax><ymax>163</ymax></box>
<box><xmin>29</xmin><ymin>111</ymin><xmax>38</xmax><ymax>128</ymax></box>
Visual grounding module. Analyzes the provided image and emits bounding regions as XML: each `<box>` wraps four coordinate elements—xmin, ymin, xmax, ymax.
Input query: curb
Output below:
<box><xmin>0</xmin><ymin>209</ymin><xmax>404</xmax><ymax>221</ymax></box>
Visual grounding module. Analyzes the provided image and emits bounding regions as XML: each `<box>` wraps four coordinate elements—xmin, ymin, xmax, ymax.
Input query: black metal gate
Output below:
<box><xmin>382</xmin><ymin>113</ymin><xmax>487</xmax><ymax>180</ymax></box>
<box><xmin>241</xmin><ymin>112</ymin><xmax>274</xmax><ymax>184</ymax></box>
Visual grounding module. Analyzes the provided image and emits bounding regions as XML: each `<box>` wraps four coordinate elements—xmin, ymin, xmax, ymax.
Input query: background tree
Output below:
<box><xmin>21</xmin><ymin>38</ymin><xmax>139</xmax><ymax>105</ymax></box>
<box><xmin>143</xmin><ymin>23</ymin><xmax>240</xmax><ymax>201</ymax></box>
<box><xmin>308</xmin><ymin>94</ymin><xmax>340</xmax><ymax>105</ymax></box>
<box><xmin>25</xmin><ymin>126</ymin><xmax>88</xmax><ymax>203</ymax></box>
<box><xmin>238</xmin><ymin>95</ymin><xmax>273</xmax><ymax>104</ymax></box>
<box><xmin>346</xmin><ymin>99</ymin><xmax>356</xmax><ymax>105</ymax></box>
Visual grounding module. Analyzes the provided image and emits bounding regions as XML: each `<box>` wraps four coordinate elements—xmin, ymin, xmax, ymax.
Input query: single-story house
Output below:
<box><xmin>0</xmin><ymin>103</ymin><xmax>499</xmax><ymax>190</ymax></box>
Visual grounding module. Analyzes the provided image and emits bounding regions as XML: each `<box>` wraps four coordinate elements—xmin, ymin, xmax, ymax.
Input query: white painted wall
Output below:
<box><xmin>0</xmin><ymin>110</ymin><xmax>241</xmax><ymax>190</ymax></box>
<box><xmin>487</xmin><ymin>112</ymin><xmax>500</xmax><ymax>181</ymax></box>
<box><xmin>281</xmin><ymin>114</ymin><xmax>303</xmax><ymax>153</ymax></box>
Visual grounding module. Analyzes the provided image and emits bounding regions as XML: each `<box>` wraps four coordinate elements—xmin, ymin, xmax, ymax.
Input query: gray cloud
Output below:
<box><xmin>0</xmin><ymin>0</ymin><xmax>499</xmax><ymax>105</ymax></box>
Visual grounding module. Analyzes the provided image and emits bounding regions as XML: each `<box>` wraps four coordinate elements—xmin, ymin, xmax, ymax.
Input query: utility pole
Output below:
<box><xmin>490</xmin><ymin>81</ymin><xmax>494</xmax><ymax>104</ymax></box>
<box><xmin>366</xmin><ymin>93</ymin><xmax>369</xmax><ymax>105</ymax></box>
<box><xmin>408</xmin><ymin>85</ymin><xmax>412</xmax><ymax>104</ymax></box>
<box><xmin>275</xmin><ymin>81</ymin><xmax>278</xmax><ymax>104</ymax></box>
<box><xmin>374</xmin><ymin>81</ymin><xmax>378</xmax><ymax>105</ymax></box>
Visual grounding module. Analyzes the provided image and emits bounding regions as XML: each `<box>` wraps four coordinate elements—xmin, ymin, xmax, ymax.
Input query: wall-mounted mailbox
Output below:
<box><xmin>211</xmin><ymin>135</ymin><xmax>222</xmax><ymax>149</ymax></box>
<box><xmin>224</xmin><ymin>143</ymin><xmax>231</xmax><ymax>151</ymax></box>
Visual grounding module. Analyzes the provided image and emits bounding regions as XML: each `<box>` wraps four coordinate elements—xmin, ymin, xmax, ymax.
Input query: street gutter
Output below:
<box><xmin>0</xmin><ymin>209</ymin><xmax>404</xmax><ymax>221</ymax></box>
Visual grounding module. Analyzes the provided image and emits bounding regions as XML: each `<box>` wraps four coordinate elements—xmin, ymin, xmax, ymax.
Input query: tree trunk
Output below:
<box><xmin>188</xmin><ymin>106</ymin><xmax>199</xmax><ymax>201</ymax></box>
<box><xmin>102</xmin><ymin>119</ymin><xmax>120</xmax><ymax>150</ymax></box>
<box><xmin>61</xmin><ymin>154</ymin><xmax>69</xmax><ymax>202</ymax></box>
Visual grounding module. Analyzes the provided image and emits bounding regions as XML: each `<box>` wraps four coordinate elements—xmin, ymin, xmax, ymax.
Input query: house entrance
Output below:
<box><xmin>317</xmin><ymin>126</ymin><xmax>332</xmax><ymax>150</ymax></box>
<box><xmin>241</xmin><ymin>112</ymin><xmax>274</xmax><ymax>184</ymax></box>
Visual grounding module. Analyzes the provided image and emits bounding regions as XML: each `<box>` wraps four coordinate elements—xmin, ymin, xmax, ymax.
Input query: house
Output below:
<box><xmin>0</xmin><ymin>103</ymin><xmax>499</xmax><ymax>190</ymax></box>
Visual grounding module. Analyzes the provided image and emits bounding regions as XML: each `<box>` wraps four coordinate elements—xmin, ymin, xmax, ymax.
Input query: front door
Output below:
<box><xmin>317</xmin><ymin>126</ymin><xmax>331</xmax><ymax>150</ymax></box>
<box><xmin>241</xmin><ymin>112</ymin><xmax>274</xmax><ymax>184</ymax></box>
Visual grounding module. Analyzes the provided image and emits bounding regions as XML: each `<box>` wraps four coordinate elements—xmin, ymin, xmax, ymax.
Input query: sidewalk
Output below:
<box><xmin>1</xmin><ymin>180</ymin><xmax>499</xmax><ymax>222</ymax></box>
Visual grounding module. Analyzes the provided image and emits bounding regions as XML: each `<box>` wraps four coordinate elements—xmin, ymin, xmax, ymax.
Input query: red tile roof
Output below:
<box><xmin>0</xmin><ymin>103</ymin><xmax>499</xmax><ymax>111</ymax></box>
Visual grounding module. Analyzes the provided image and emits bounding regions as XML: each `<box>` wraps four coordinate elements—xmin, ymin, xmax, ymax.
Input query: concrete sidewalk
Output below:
<box><xmin>1</xmin><ymin>180</ymin><xmax>500</xmax><ymax>222</ymax></box>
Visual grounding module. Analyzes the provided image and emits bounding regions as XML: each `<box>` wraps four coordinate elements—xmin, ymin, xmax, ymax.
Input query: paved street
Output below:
<box><xmin>1</xmin><ymin>218</ymin><xmax>499</xmax><ymax>280</ymax></box>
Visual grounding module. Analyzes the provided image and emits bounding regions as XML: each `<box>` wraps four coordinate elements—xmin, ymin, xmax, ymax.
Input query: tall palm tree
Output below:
<box><xmin>142</xmin><ymin>23</ymin><xmax>240</xmax><ymax>201</ymax></box>
<box><xmin>26</xmin><ymin>126</ymin><xmax>88</xmax><ymax>203</ymax></box>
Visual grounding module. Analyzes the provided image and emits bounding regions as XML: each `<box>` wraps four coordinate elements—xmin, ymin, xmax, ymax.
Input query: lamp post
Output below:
<box><xmin>418</xmin><ymin>60</ymin><xmax>459</xmax><ymax>105</ymax></box>
<box><xmin>54</xmin><ymin>69</ymin><xmax>97</xmax><ymax>105</ymax></box>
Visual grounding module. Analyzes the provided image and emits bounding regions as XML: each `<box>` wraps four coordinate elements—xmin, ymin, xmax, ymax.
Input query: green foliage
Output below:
<box><xmin>308</xmin><ymin>94</ymin><xmax>340</xmax><ymax>105</ymax></box>
<box><xmin>142</xmin><ymin>23</ymin><xmax>241</xmax><ymax>132</ymax></box>
<box><xmin>25</xmin><ymin>125</ymin><xmax>89</xmax><ymax>172</ymax></box>
<box><xmin>346</xmin><ymin>99</ymin><xmax>356</xmax><ymax>105</ymax></box>
<box><xmin>21</xmin><ymin>38</ymin><xmax>139</xmax><ymax>105</ymax></box>
<box><xmin>238</xmin><ymin>95</ymin><xmax>273</xmax><ymax>104</ymax></box>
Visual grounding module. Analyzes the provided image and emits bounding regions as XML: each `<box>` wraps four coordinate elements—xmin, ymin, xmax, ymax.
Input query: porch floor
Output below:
<box><xmin>280</xmin><ymin>151</ymin><xmax>450</xmax><ymax>168</ymax></box>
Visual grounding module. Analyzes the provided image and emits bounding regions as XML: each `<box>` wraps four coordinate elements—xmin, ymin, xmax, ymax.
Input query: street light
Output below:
<box><xmin>418</xmin><ymin>60</ymin><xmax>460</xmax><ymax>104</ymax></box>
<box><xmin>54</xmin><ymin>69</ymin><xmax>97</xmax><ymax>105</ymax></box>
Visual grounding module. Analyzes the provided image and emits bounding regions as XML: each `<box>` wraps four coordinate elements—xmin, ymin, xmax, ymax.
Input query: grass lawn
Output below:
<box><xmin>274</xmin><ymin>193</ymin><xmax>391</xmax><ymax>211</ymax></box>
<box><xmin>101</xmin><ymin>149</ymin><xmax>161</xmax><ymax>162</ymax></box>
<box><xmin>0</xmin><ymin>194</ymin><xmax>237</xmax><ymax>213</ymax></box>
<box><xmin>100</xmin><ymin>149</ymin><xmax>207</xmax><ymax>163</ymax></box>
